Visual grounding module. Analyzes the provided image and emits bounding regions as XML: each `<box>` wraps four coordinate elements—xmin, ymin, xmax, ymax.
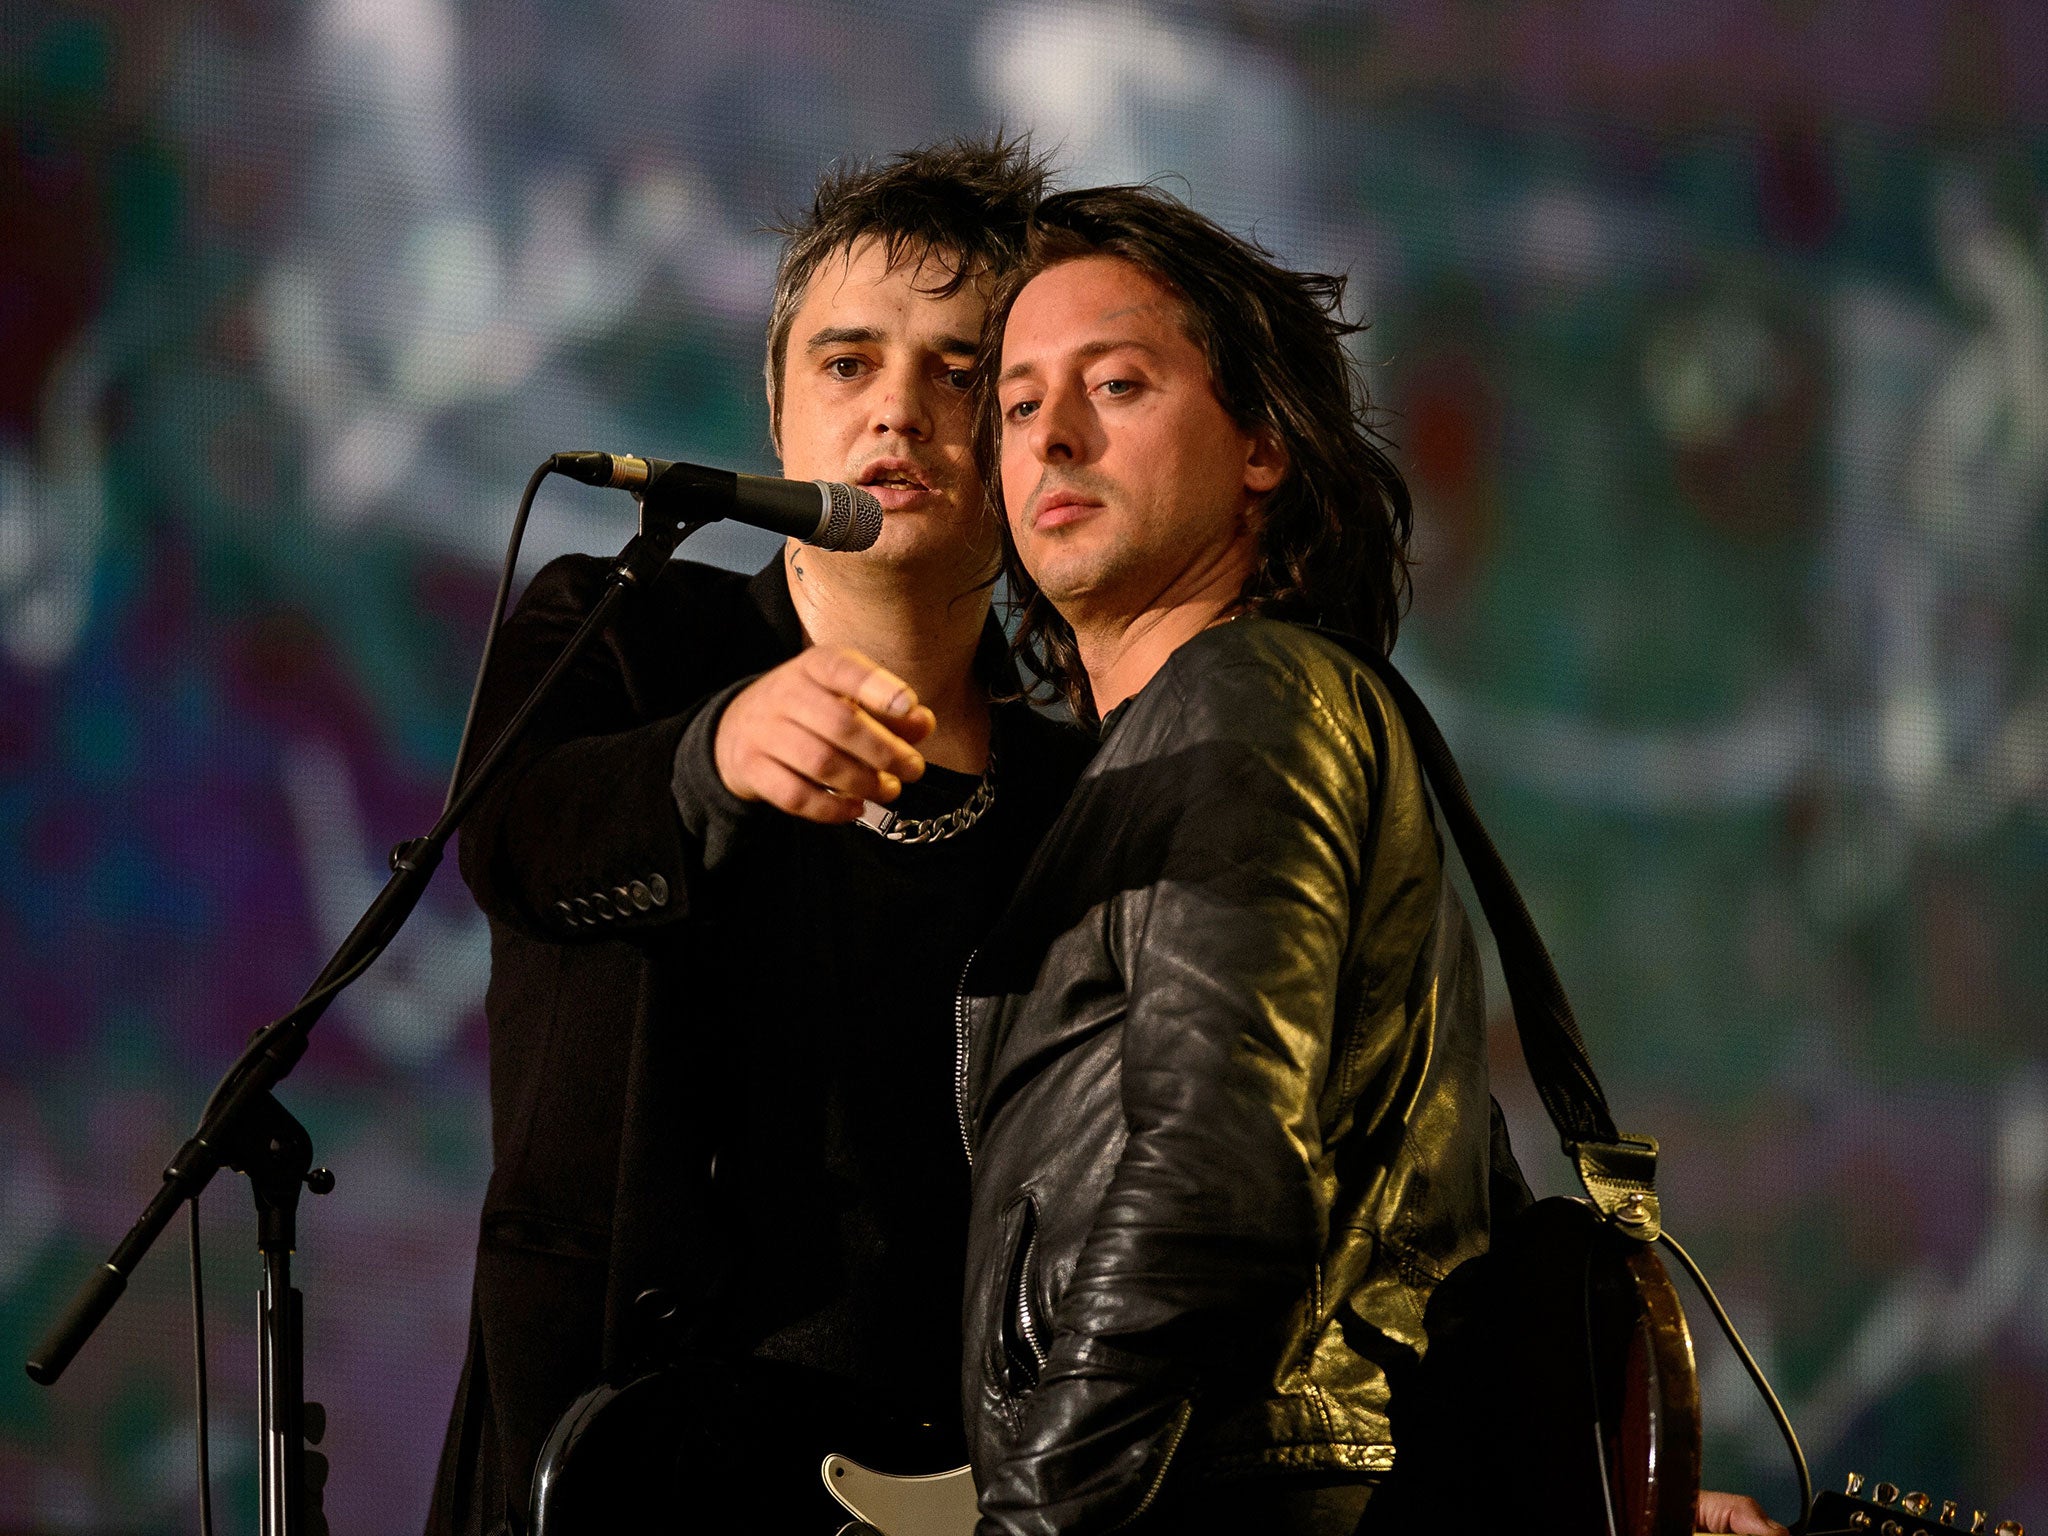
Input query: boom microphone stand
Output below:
<box><xmin>25</xmin><ymin>484</ymin><xmax>714</xmax><ymax>1536</ymax></box>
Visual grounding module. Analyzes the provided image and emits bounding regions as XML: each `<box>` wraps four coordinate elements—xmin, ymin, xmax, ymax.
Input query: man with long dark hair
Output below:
<box><xmin>959</xmin><ymin>186</ymin><xmax>1782</xmax><ymax>1535</ymax></box>
<box><xmin>426</xmin><ymin>139</ymin><xmax>1090</xmax><ymax>1535</ymax></box>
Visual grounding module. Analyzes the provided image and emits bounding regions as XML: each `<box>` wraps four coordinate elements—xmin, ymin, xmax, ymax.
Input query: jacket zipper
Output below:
<box><xmin>1106</xmin><ymin>1400</ymin><xmax>1194</xmax><ymax>1532</ymax></box>
<box><xmin>1015</xmin><ymin>1224</ymin><xmax>1047</xmax><ymax>1372</ymax></box>
<box><xmin>953</xmin><ymin>948</ymin><xmax>978</xmax><ymax>1165</ymax></box>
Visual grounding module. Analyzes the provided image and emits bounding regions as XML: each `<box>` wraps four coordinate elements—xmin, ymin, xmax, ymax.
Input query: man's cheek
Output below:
<box><xmin>999</xmin><ymin>467</ymin><xmax>1033</xmax><ymax>519</ymax></box>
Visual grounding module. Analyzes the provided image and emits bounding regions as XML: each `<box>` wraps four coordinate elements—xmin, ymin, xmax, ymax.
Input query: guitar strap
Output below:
<box><xmin>1329</xmin><ymin>636</ymin><xmax>1664</xmax><ymax>1241</ymax></box>
<box><xmin>1333</xmin><ymin>638</ymin><xmax>1818</xmax><ymax>1521</ymax></box>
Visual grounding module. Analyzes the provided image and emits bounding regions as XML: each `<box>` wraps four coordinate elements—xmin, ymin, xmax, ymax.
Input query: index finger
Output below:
<box><xmin>800</xmin><ymin>646</ymin><xmax>920</xmax><ymax>721</ymax></box>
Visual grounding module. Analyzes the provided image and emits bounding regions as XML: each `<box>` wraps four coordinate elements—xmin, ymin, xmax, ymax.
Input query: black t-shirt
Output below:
<box><xmin>697</xmin><ymin>736</ymin><xmax>1043</xmax><ymax>1443</ymax></box>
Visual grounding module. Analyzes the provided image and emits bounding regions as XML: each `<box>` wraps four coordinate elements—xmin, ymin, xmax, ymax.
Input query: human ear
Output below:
<box><xmin>1243</xmin><ymin>424</ymin><xmax>1289</xmax><ymax>496</ymax></box>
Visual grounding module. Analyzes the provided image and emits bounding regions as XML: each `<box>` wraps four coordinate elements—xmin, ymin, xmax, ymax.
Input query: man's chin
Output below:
<box><xmin>1020</xmin><ymin>542</ymin><xmax>1114</xmax><ymax>606</ymax></box>
<box><xmin>1024</xmin><ymin>573</ymin><xmax>1113</xmax><ymax>626</ymax></box>
<box><xmin>842</xmin><ymin>518</ymin><xmax>997</xmax><ymax>579</ymax></box>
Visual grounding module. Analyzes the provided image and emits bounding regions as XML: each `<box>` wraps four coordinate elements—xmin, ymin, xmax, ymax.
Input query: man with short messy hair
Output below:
<box><xmin>425</xmin><ymin>138</ymin><xmax>1089</xmax><ymax>1536</ymax></box>
<box><xmin>961</xmin><ymin>186</ymin><xmax>1783</xmax><ymax>1535</ymax></box>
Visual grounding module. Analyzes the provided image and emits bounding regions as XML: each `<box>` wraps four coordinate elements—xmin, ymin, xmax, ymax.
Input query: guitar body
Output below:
<box><xmin>1379</xmin><ymin>1197</ymin><xmax>1702</xmax><ymax>1535</ymax></box>
<box><xmin>528</xmin><ymin>1356</ymin><xmax>974</xmax><ymax>1535</ymax></box>
<box><xmin>822</xmin><ymin>1455</ymin><xmax>979</xmax><ymax>1536</ymax></box>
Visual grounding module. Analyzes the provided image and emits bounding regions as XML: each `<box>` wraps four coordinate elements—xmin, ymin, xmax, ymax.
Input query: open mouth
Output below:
<box><xmin>857</xmin><ymin>461</ymin><xmax>941</xmax><ymax>509</ymax></box>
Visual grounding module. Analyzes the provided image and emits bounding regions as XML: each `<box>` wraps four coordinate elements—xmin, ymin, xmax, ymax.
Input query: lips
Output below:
<box><xmin>1030</xmin><ymin>491</ymin><xmax>1103</xmax><ymax>532</ymax></box>
<box><xmin>857</xmin><ymin>458</ymin><xmax>941</xmax><ymax>510</ymax></box>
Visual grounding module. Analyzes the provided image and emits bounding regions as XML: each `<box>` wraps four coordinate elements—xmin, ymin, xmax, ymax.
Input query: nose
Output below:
<box><xmin>1022</xmin><ymin>380</ymin><xmax>1083</xmax><ymax>464</ymax></box>
<box><xmin>870</xmin><ymin>357</ymin><xmax>933</xmax><ymax>442</ymax></box>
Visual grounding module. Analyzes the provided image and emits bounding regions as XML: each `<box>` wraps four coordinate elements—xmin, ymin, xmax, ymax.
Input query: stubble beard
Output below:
<box><xmin>1021</xmin><ymin>524</ymin><xmax>1136</xmax><ymax>633</ymax></box>
<box><xmin>846</xmin><ymin>491</ymin><xmax>1000</xmax><ymax>599</ymax></box>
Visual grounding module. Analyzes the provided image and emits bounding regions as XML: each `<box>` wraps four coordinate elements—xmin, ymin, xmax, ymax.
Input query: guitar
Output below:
<box><xmin>816</xmin><ymin>1462</ymin><xmax>2037</xmax><ymax>1536</ymax></box>
<box><xmin>1802</xmin><ymin>1473</ymin><xmax>2026</xmax><ymax>1536</ymax></box>
<box><xmin>1372</xmin><ymin>1196</ymin><xmax>1703</xmax><ymax>1535</ymax></box>
<box><xmin>527</xmin><ymin>1355</ymin><xmax>976</xmax><ymax>1535</ymax></box>
<box><xmin>529</xmin><ymin>1200</ymin><xmax>1704</xmax><ymax>1534</ymax></box>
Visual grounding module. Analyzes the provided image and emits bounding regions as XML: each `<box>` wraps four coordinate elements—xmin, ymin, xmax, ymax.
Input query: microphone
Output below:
<box><xmin>551</xmin><ymin>452</ymin><xmax>883</xmax><ymax>552</ymax></box>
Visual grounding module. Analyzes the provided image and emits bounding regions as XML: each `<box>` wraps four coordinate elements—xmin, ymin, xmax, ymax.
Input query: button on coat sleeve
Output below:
<box><xmin>455</xmin><ymin>556</ymin><xmax>759</xmax><ymax>943</ymax></box>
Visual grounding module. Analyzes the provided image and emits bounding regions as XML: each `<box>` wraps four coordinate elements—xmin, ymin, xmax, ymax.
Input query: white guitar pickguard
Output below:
<box><xmin>820</xmin><ymin>1454</ymin><xmax>979</xmax><ymax>1536</ymax></box>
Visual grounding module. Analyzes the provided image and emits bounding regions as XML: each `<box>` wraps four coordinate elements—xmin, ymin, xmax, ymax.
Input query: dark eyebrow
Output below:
<box><xmin>807</xmin><ymin>326</ymin><xmax>980</xmax><ymax>359</ymax></box>
<box><xmin>804</xmin><ymin>326</ymin><xmax>882</xmax><ymax>351</ymax></box>
<box><xmin>998</xmin><ymin>336</ymin><xmax>1158</xmax><ymax>385</ymax></box>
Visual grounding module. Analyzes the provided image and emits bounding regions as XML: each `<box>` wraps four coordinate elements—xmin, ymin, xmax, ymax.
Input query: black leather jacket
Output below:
<box><xmin>958</xmin><ymin>618</ymin><xmax>1496</xmax><ymax>1535</ymax></box>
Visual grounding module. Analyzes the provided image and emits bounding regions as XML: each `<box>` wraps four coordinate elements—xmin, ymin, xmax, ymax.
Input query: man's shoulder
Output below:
<box><xmin>519</xmin><ymin>552</ymin><xmax>760</xmax><ymax>614</ymax></box>
<box><xmin>1148</xmin><ymin>616</ymin><xmax>1397</xmax><ymax>741</ymax></box>
<box><xmin>502</xmin><ymin>555</ymin><xmax>793</xmax><ymax>702</ymax></box>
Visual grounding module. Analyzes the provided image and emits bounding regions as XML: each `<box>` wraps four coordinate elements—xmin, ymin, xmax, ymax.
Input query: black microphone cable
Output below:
<box><xmin>181</xmin><ymin>450</ymin><xmax>860</xmax><ymax>1533</ymax></box>
<box><xmin>445</xmin><ymin>458</ymin><xmax>555</xmax><ymax>811</ymax></box>
<box><xmin>189</xmin><ymin>1195</ymin><xmax>214</xmax><ymax>1536</ymax></box>
<box><xmin>181</xmin><ymin>453</ymin><xmax>555</xmax><ymax>1536</ymax></box>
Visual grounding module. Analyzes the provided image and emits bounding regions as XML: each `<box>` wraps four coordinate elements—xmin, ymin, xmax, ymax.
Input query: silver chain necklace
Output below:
<box><xmin>855</xmin><ymin>751</ymin><xmax>997</xmax><ymax>843</ymax></box>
